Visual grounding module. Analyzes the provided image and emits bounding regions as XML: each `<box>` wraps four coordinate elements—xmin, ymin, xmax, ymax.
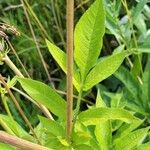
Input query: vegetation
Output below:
<box><xmin>0</xmin><ymin>0</ymin><xmax>150</xmax><ymax>149</ymax></box>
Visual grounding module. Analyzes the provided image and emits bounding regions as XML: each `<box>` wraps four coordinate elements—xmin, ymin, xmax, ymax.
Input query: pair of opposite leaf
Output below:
<box><xmin>46</xmin><ymin>0</ymin><xmax>130</xmax><ymax>92</ymax></box>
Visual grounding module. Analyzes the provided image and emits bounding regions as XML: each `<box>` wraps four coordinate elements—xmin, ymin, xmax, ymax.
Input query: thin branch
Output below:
<box><xmin>0</xmin><ymin>75</ymin><xmax>41</xmax><ymax>144</ymax></box>
<box><xmin>4</xmin><ymin>55</ymin><xmax>24</xmax><ymax>77</ymax></box>
<box><xmin>0</xmin><ymin>131</ymin><xmax>50</xmax><ymax>150</ymax></box>
<box><xmin>3</xmin><ymin>55</ymin><xmax>53</xmax><ymax>120</ymax></box>
<box><xmin>4</xmin><ymin>4</ymin><xmax>23</xmax><ymax>11</ymax></box>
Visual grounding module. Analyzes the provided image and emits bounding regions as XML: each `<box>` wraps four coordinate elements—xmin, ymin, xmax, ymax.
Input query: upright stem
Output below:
<box><xmin>122</xmin><ymin>0</ymin><xmax>143</xmax><ymax>77</ymax></box>
<box><xmin>66</xmin><ymin>0</ymin><xmax>74</xmax><ymax>140</ymax></box>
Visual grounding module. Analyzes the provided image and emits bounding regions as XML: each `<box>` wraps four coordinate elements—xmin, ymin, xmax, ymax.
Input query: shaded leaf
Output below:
<box><xmin>114</xmin><ymin>127</ymin><xmax>149</xmax><ymax>150</ymax></box>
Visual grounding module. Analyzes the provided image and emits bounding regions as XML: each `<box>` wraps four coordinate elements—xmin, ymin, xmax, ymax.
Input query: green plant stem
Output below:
<box><xmin>73</xmin><ymin>88</ymin><xmax>83</xmax><ymax>124</ymax></box>
<box><xmin>20</xmin><ymin>0</ymin><xmax>54</xmax><ymax>88</ymax></box>
<box><xmin>66</xmin><ymin>0</ymin><xmax>74</xmax><ymax>141</ymax></box>
<box><xmin>122</xmin><ymin>0</ymin><xmax>143</xmax><ymax>77</ymax></box>
<box><xmin>112</xmin><ymin>6</ymin><xmax>134</xmax><ymax>69</ymax></box>
<box><xmin>0</xmin><ymin>131</ymin><xmax>50</xmax><ymax>150</ymax></box>
<box><xmin>0</xmin><ymin>75</ymin><xmax>41</xmax><ymax>144</ymax></box>
<box><xmin>1</xmin><ymin>94</ymin><xmax>19</xmax><ymax>136</ymax></box>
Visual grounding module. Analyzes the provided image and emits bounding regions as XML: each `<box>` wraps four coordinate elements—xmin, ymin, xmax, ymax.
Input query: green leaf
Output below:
<box><xmin>143</xmin><ymin>55</ymin><xmax>150</xmax><ymax>100</ymax></box>
<box><xmin>132</xmin><ymin>0</ymin><xmax>147</xmax><ymax>24</ymax></box>
<box><xmin>74</xmin><ymin>0</ymin><xmax>105</xmax><ymax>80</ymax></box>
<box><xmin>136</xmin><ymin>142</ymin><xmax>150</xmax><ymax>150</ymax></box>
<box><xmin>0</xmin><ymin>114</ymin><xmax>34</xmax><ymax>141</ymax></box>
<box><xmin>17</xmin><ymin>78</ymin><xmax>66</xmax><ymax>120</ymax></box>
<box><xmin>39</xmin><ymin>116</ymin><xmax>65</xmax><ymax>137</ymax></box>
<box><xmin>84</xmin><ymin>51</ymin><xmax>128</xmax><ymax>91</ymax></box>
<box><xmin>0</xmin><ymin>143</ymin><xmax>16</xmax><ymax>150</ymax></box>
<box><xmin>46</xmin><ymin>39</ymin><xmax>80</xmax><ymax>91</ymax></box>
<box><xmin>95</xmin><ymin>88</ymin><xmax>112</xmax><ymax>150</ymax></box>
<box><xmin>114</xmin><ymin>119</ymin><xmax>143</xmax><ymax>142</ymax></box>
<box><xmin>114</xmin><ymin>66</ymin><xmax>149</xmax><ymax>114</ymax></box>
<box><xmin>114</xmin><ymin>127</ymin><xmax>149</xmax><ymax>150</ymax></box>
<box><xmin>78</xmin><ymin>107</ymin><xmax>137</xmax><ymax>125</ymax></box>
<box><xmin>96</xmin><ymin>87</ymin><xmax>106</xmax><ymax>107</ymax></box>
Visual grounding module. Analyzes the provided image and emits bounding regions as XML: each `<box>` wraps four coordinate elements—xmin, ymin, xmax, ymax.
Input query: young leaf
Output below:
<box><xmin>114</xmin><ymin>127</ymin><xmax>149</xmax><ymax>150</ymax></box>
<box><xmin>17</xmin><ymin>78</ymin><xmax>66</xmax><ymax>120</ymax></box>
<box><xmin>39</xmin><ymin>116</ymin><xmax>65</xmax><ymax>137</ymax></box>
<box><xmin>74</xmin><ymin>0</ymin><xmax>105</xmax><ymax>80</ymax></box>
<box><xmin>114</xmin><ymin>119</ymin><xmax>143</xmax><ymax>142</ymax></box>
<box><xmin>46</xmin><ymin>39</ymin><xmax>80</xmax><ymax>91</ymax></box>
<box><xmin>84</xmin><ymin>51</ymin><xmax>128</xmax><ymax>91</ymax></box>
<box><xmin>78</xmin><ymin>107</ymin><xmax>137</xmax><ymax>125</ymax></box>
<box><xmin>95</xmin><ymin>88</ymin><xmax>112</xmax><ymax>150</ymax></box>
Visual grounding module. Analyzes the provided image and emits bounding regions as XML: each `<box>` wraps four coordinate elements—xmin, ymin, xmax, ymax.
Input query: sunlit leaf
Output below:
<box><xmin>46</xmin><ymin>39</ymin><xmax>80</xmax><ymax>91</ymax></box>
<box><xmin>17</xmin><ymin>78</ymin><xmax>66</xmax><ymax>120</ymax></box>
<box><xmin>74</xmin><ymin>0</ymin><xmax>105</xmax><ymax>80</ymax></box>
<box><xmin>78</xmin><ymin>107</ymin><xmax>137</xmax><ymax>125</ymax></box>
<box><xmin>84</xmin><ymin>51</ymin><xmax>128</xmax><ymax>91</ymax></box>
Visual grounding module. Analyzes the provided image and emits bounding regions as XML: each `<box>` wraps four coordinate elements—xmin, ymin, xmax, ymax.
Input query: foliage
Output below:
<box><xmin>0</xmin><ymin>0</ymin><xmax>150</xmax><ymax>149</ymax></box>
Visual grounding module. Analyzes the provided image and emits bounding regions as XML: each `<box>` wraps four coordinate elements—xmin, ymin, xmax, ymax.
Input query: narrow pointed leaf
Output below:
<box><xmin>74</xmin><ymin>0</ymin><xmax>105</xmax><ymax>80</ymax></box>
<box><xmin>95</xmin><ymin>89</ymin><xmax>112</xmax><ymax>150</ymax></box>
<box><xmin>84</xmin><ymin>51</ymin><xmax>128</xmax><ymax>91</ymax></box>
<box><xmin>17</xmin><ymin>78</ymin><xmax>66</xmax><ymax>120</ymax></box>
<box><xmin>114</xmin><ymin>119</ymin><xmax>143</xmax><ymax>141</ymax></box>
<box><xmin>114</xmin><ymin>66</ymin><xmax>149</xmax><ymax>114</ymax></box>
<box><xmin>46</xmin><ymin>39</ymin><xmax>80</xmax><ymax>91</ymax></box>
<box><xmin>114</xmin><ymin>127</ymin><xmax>149</xmax><ymax>150</ymax></box>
